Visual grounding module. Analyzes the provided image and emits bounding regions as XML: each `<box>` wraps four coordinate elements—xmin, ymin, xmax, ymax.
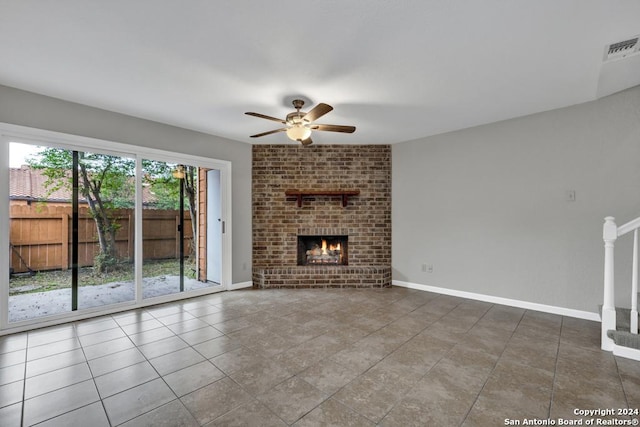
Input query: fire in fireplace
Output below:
<box><xmin>297</xmin><ymin>235</ymin><xmax>348</xmax><ymax>265</ymax></box>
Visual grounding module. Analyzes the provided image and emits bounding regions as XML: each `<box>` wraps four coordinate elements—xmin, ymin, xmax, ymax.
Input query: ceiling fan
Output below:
<box><xmin>245</xmin><ymin>99</ymin><xmax>356</xmax><ymax>146</ymax></box>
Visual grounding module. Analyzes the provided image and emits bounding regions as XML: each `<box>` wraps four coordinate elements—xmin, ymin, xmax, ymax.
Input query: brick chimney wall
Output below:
<box><xmin>252</xmin><ymin>144</ymin><xmax>391</xmax><ymax>287</ymax></box>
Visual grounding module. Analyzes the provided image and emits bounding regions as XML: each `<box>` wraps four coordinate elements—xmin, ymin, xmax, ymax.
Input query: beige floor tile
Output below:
<box><xmin>102</xmin><ymin>378</ymin><xmax>175</xmax><ymax>426</ymax></box>
<box><xmin>128</xmin><ymin>326</ymin><xmax>175</xmax><ymax>346</ymax></box>
<box><xmin>257</xmin><ymin>377</ymin><xmax>325</xmax><ymax>425</ymax></box>
<box><xmin>94</xmin><ymin>361</ymin><xmax>158</xmax><ymax>398</ymax></box>
<box><xmin>0</xmin><ymin>288</ymin><xmax>638</xmax><ymax>426</ymax></box>
<box><xmin>88</xmin><ymin>347</ymin><xmax>146</xmax><ymax>377</ymax></box>
<box><xmin>26</xmin><ymin>348</ymin><xmax>86</xmax><ymax>378</ymax></box>
<box><xmin>35</xmin><ymin>401</ymin><xmax>110</xmax><ymax>427</ymax></box>
<box><xmin>77</xmin><ymin>327</ymin><xmax>127</xmax><ymax>347</ymax></box>
<box><xmin>0</xmin><ymin>402</ymin><xmax>22</xmax><ymax>427</ymax></box>
<box><xmin>28</xmin><ymin>326</ymin><xmax>76</xmax><ymax>348</ymax></box>
<box><xmin>0</xmin><ymin>363</ymin><xmax>24</xmax><ymax>386</ymax></box>
<box><xmin>155</xmin><ymin>311</ymin><xmax>196</xmax><ymax>326</ymax></box>
<box><xmin>120</xmin><ymin>318</ymin><xmax>164</xmax><ymax>336</ymax></box>
<box><xmin>617</xmin><ymin>356</ymin><xmax>640</xmax><ymax>408</ymax></box>
<box><xmin>149</xmin><ymin>347</ymin><xmax>205</xmax><ymax>376</ymax></box>
<box><xmin>181</xmin><ymin>377</ymin><xmax>253</xmax><ymax>425</ymax></box>
<box><xmin>210</xmin><ymin>346</ymin><xmax>261</xmax><ymax>375</ymax></box>
<box><xmin>468</xmin><ymin>360</ymin><xmax>553</xmax><ymax>422</ymax></box>
<box><xmin>0</xmin><ymin>380</ymin><xmax>23</xmax><ymax>408</ymax></box>
<box><xmin>25</xmin><ymin>362</ymin><xmax>92</xmax><ymax>399</ymax></box>
<box><xmin>207</xmin><ymin>400</ymin><xmax>287</xmax><ymax>426</ymax></box>
<box><xmin>298</xmin><ymin>359</ymin><xmax>360</xmax><ymax>396</ymax></box>
<box><xmin>294</xmin><ymin>398</ymin><xmax>375</xmax><ymax>426</ymax></box>
<box><xmin>74</xmin><ymin>317</ymin><xmax>120</xmax><ymax>336</ymax></box>
<box><xmin>332</xmin><ymin>366</ymin><xmax>417</xmax><ymax>423</ymax></box>
<box><xmin>380</xmin><ymin>372</ymin><xmax>478</xmax><ymax>426</ymax></box>
<box><xmin>83</xmin><ymin>336</ymin><xmax>135</xmax><ymax>360</ymax></box>
<box><xmin>193</xmin><ymin>335</ymin><xmax>242</xmax><ymax>359</ymax></box>
<box><xmin>163</xmin><ymin>360</ymin><xmax>225</xmax><ymax>397</ymax></box>
<box><xmin>0</xmin><ymin>334</ymin><xmax>27</xmax><ymax>356</ymax></box>
<box><xmin>23</xmin><ymin>379</ymin><xmax>100</xmax><ymax>426</ymax></box>
<box><xmin>166</xmin><ymin>318</ymin><xmax>209</xmax><ymax>334</ymax></box>
<box><xmin>500</xmin><ymin>333</ymin><xmax>558</xmax><ymax>372</ymax></box>
<box><xmin>178</xmin><ymin>325</ymin><xmax>224</xmax><ymax>345</ymax></box>
<box><xmin>112</xmin><ymin>310</ymin><xmax>155</xmax><ymax>327</ymax></box>
<box><xmin>137</xmin><ymin>335</ymin><xmax>189</xmax><ymax>359</ymax></box>
<box><xmin>119</xmin><ymin>399</ymin><xmax>199</xmax><ymax>427</ymax></box>
<box><xmin>26</xmin><ymin>337</ymin><xmax>81</xmax><ymax>361</ymax></box>
<box><xmin>230</xmin><ymin>358</ymin><xmax>293</xmax><ymax>396</ymax></box>
<box><xmin>210</xmin><ymin>316</ymin><xmax>253</xmax><ymax>334</ymax></box>
<box><xmin>476</xmin><ymin>305</ymin><xmax>525</xmax><ymax>330</ymax></box>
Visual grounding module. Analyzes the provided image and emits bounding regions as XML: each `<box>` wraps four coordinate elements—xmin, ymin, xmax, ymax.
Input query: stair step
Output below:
<box><xmin>615</xmin><ymin>307</ymin><xmax>639</xmax><ymax>331</ymax></box>
<box><xmin>607</xmin><ymin>329</ymin><xmax>640</xmax><ymax>350</ymax></box>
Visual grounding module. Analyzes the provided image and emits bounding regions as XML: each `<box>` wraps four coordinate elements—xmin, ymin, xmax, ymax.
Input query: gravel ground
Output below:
<box><xmin>8</xmin><ymin>275</ymin><xmax>215</xmax><ymax>323</ymax></box>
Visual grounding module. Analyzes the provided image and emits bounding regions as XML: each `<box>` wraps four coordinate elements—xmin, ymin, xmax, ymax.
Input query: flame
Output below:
<box><xmin>321</xmin><ymin>239</ymin><xmax>327</xmax><ymax>255</ymax></box>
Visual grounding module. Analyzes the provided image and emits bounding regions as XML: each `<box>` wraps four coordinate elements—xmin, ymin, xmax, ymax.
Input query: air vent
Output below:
<box><xmin>604</xmin><ymin>36</ymin><xmax>639</xmax><ymax>62</ymax></box>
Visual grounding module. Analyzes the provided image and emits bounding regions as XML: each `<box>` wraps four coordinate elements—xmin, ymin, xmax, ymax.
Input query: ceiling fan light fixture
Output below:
<box><xmin>286</xmin><ymin>125</ymin><xmax>311</xmax><ymax>142</ymax></box>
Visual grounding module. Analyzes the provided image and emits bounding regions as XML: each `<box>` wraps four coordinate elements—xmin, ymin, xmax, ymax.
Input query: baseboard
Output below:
<box><xmin>228</xmin><ymin>281</ymin><xmax>253</xmax><ymax>291</ymax></box>
<box><xmin>392</xmin><ymin>280</ymin><xmax>600</xmax><ymax>322</ymax></box>
<box><xmin>613</xmin><ymin>343</ymin><xmax>640</xmax><ymax>361</ymax></box>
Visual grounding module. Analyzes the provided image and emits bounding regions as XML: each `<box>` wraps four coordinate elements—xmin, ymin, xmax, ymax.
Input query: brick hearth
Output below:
<box><xmin>252</xmin><ymin>144</ymin><xmax>391</xmax><ymax>288</ymax></box>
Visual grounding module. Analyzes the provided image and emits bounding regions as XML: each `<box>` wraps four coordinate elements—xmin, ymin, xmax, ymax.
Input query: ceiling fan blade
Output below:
<box><xmin>312</xmin><ymin>124</ymin><xmax>356</xmax><ymax>133</ymax></box>
<box><xmin>245</xmin><ymin>112</ymin><xmax>286</xmax><ymax>124</ymax></box>
<box><xmin>300</xmin><ymin>137</ymin><xmax>313</xmax><ymax>146</ymax></box>
<box><xmin>250</xmin><ymin>128</ymin><xmax>287</xmax><ymax>138</ymax></box>
<box><xmin>303</xmin><ymin>103</ymin><xmax>333</xmax><ymax>123</ymax></box>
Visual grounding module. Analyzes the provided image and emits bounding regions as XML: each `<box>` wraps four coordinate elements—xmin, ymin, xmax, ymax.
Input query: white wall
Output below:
<box><xmin>0</xmin><ymin>84</ymin><xmax>253</xmax><ymax>284</ymax></box>
<box><xmin>392</xmin><ymin>85</ymin><xmax>640</xmax><ymax>313</ymax></box>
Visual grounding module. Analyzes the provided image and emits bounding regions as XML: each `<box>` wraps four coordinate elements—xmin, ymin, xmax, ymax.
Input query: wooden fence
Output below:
<box><xmin>9</xmin><ymin>204</ymin><xmax>192</xmax><ymax>273</ymax></box>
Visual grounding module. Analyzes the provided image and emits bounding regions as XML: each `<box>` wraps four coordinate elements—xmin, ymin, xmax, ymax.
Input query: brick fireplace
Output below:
<box><xmin>252</xmin><ymin>144</ymin><xmax>391</xmax><ymax>288</ymax></box>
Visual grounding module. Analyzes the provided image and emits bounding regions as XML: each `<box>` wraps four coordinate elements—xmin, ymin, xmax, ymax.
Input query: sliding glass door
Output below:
<box><xmin>2</xmin><ymin>127</ymin><xmax>231</xmax><ymax>331</ymax></box>
<box><xmin>8</xmin><ymin>143</ymin><xmax>136</xmax><ymax>323</ymax></box>
<box><xmin>141</xmin><ymin>159</ymin><xmax>221</xmax><ymax>299</ymax></box>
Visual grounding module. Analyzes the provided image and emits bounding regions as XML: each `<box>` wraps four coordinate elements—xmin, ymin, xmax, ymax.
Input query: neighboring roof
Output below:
<box><xmin>10</xmin><ymin>166</ymin><xmax>158</xmax><ymax>205</ymax></box>
<box><xmin>10</xmin><ymin>165</ymin><xmax>73</xmax><ymax>202</ymax></box>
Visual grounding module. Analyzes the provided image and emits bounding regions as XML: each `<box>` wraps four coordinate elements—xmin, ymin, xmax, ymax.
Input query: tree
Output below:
<box><xmin>142</xmin><ymin>162</ymin><xmax>198</xmax><ymax>254</ymax></box>
<box><xmin>30</xmin><ymin>149</ymin><xmax>199</xmax><ymax>272</ymax></box>
<box><xmin>30</xmin><ymin>149</ymin><xmax>136</xmax><ymax>272</ymax></box>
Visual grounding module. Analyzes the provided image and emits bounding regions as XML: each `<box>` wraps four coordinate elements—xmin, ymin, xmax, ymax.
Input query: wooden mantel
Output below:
<box><xmin>285</xmin><ymin>189</ymin><xmax>360</xmax><ymax>207</ymax></box>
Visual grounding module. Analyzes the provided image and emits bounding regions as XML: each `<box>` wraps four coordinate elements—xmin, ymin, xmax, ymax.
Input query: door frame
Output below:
<box><xmin>0</xmin><ymin>123</ymin><xmax>232</xmax><ymax>334</ymax></box>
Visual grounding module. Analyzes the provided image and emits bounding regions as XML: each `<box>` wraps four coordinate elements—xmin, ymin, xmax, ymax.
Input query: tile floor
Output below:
<box><xmin>0</xmin><ymin>287</ymin><xmax>638</xmax><ymax>426</ymax></box>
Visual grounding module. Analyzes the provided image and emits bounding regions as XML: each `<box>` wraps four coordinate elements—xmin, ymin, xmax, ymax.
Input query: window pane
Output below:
<box><xmin>77</xmin><ymin>151</ymin><xmax>136</xmax><ymax>309</ymax></box>
<box><xmin>9</xmin><ymin>143</ymin><xmax>73</xmax><ymax>322</ymax></box>
<box><xmin>141</xmin><ymin>160</ymin><xmax>215</xmax><ymax>299</ymax></box>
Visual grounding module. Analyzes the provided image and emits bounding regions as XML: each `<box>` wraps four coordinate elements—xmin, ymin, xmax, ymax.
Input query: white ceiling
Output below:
<box><xmin>1</xmin><ymin>1</ymin><xmax>639</xmax><ymax>145</ymax></box>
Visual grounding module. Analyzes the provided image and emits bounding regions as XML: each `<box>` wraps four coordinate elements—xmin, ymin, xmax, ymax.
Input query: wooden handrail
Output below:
<box><xmin>618</xmin><ymin>216</ymin><xmax>640</xmax><ymax>237</ymax></box>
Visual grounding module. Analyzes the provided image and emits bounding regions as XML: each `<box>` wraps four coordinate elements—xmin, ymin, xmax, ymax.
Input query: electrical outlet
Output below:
<box><xmin>422</xmin><ymin>264</ymin><xmax>434</xmax><ymax>273</ymax></box>
<box><xmin>566</xmin><ymin>190</ymin><xmax>576</xmax><ymax>202</ymax></box>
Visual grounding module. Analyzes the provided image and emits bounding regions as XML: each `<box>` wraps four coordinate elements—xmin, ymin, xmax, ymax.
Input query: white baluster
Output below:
<box><xmin>602</xmin><ymin>216</ymin><xmax>617</xmax><ymax>350</ymax></box>
<box><xmin>632</xmin><ymin>229</ymin><xmax>638</xmax><ymax>334</ymax></box>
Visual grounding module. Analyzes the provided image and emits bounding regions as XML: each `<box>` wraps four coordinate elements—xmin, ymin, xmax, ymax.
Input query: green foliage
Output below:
<box><xmin>93</xmin><ymin>250</ymin><xmax>119</xmax><ymax>275</ymax></box>
<box><xmin>26</xmin><ymin>148</ymin><xmax>196</xmax><ymax>273</ymax></box>
<box><xmin>28</xmin><ymin>148</ymin><xmax>137</xmax><ymax>209</ymax></box>
<box><xmin>141</xmin><ymin>159</ymin><xmax>182</xmax><ymax>210</ymax></box>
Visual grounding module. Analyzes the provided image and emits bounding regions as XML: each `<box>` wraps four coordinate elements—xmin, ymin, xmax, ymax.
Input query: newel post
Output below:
<box><xmin>602</xmin><ymin>216</ymin><xmax>617</xmax><ymax>351</ymax></box>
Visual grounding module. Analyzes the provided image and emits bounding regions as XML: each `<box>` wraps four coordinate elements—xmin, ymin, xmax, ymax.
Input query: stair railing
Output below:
<box><xmin>602</xmin><ymin>216</ymin><xmax>640</xmax><ymax>351</ymax></box>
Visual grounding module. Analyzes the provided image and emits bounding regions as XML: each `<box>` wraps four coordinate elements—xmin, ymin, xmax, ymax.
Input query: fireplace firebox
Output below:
<box><xmin>297</xmin><ymin>235</ymin><xmax>348</xmax><ymax>266</ymax></box>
